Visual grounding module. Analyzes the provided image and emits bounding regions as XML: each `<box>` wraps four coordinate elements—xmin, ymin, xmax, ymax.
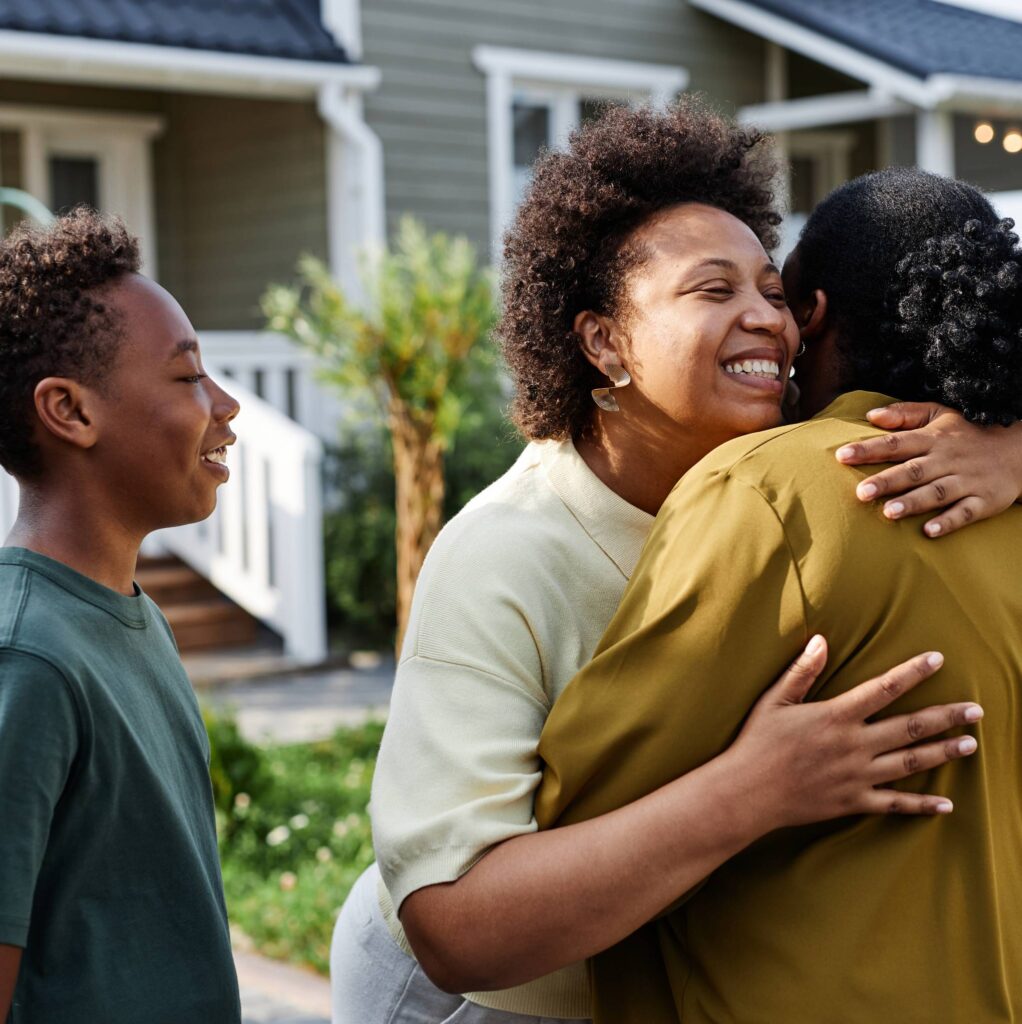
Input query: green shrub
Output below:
<box><xmin>210</xmin><ymin>714</ymin><xmax>385</xmax><ymax>974</ymax></box>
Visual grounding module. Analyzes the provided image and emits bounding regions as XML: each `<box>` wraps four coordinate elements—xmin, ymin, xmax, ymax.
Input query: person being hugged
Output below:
<box><xmin>0</xmin><ymin>209</ymin><xmax>242</xmax><ymax>1023</ymax></box>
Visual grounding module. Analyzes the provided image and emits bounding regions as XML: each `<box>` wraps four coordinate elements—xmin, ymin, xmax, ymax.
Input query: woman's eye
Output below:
<box><xmin>701</xmin><ymin>287</ymin><xmax>733</xmax><ymax>296</ymax></box>
<box><xmin>181</xmin><ymin>374</ymin><xmax>208</xmax><ymax>384</ymax></box>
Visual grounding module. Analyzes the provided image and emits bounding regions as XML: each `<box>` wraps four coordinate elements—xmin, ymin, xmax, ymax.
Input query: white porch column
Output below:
<box><xmin>318</xmin><ymin>83</ymin><xmax>385</xmax><ymax>305</ymax></box>
<box><xmin>915</xmin><ymin>109</ymin><xmax>955</xmax><ymax>177</ymax></box>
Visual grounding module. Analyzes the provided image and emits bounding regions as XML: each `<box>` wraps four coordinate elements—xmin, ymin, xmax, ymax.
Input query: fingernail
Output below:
<box><xmin>927</xmin><ymin>652</ymin><xmax>944</xmax><ymax>669</ymax></box>
<box><xmin>807</xmin><ymin>634</ymin><xmax>825</xmax><ymax>655</ymax></box>
<box><xmin>885</xmin><ymin>502</ymin><xmax>905</xmax><ymax>519</ymax></box>
<box><xmin>958</xmin><ymin>736</ymin><xmax>978</xmax><ymax>755</ymax></box>
<box><xmin>858</xmin><ymin>482</ymin><xmax>878</xmax><ymax>500</ymax></box>
<box><xmin>925</xmin><ymin>522</ymin><xmax>942</xmax><ymax>537</ymax></box>
<box><xmin>936</xmin><ymin>800</ymin><xmax>954</xmax><ymax>814</ymax></box>
<box><xmin>836</xmin><ymin>446</ymin><xmax>856</xmax><ymax>462</ymax></box>
<box><xmin>867</xmin><ymin>409</ymin><xmax>885</xmax><ymax>418</ymax></box>
<box><xmin>964</xmin><ymin>705</ymin><xmax>984</xmax><ymax>722</ymax></box>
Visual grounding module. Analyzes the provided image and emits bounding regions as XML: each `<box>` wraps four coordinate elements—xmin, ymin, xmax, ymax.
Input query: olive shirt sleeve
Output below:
<box><xmin>0</xmin><ymin>650</ymin><xmax>80</xmax><ymax>947</ymax></box>
<box><xmin>535</xmin><ymin>465</ymin><xmax>809</xmax><ymax>831</ymax></box>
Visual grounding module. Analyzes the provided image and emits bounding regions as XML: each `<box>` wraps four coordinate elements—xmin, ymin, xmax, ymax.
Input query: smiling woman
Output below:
<box><xmin>326</xmin><ymin>99</ymin><xmax>1013</xmax><ymax>1024</ymax></box>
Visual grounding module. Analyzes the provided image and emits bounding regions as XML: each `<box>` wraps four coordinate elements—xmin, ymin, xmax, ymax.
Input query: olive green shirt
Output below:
<box><xmin>536</xmin><ymin>392</ymin><xmax>1022</xmax><ymax>1024</ymax></box>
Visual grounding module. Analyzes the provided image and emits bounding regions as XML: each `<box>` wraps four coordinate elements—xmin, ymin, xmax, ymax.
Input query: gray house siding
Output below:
<box><xmin>0</xmin><ymin>79</ymin><xmax>328</xmax><ymax>331</ymax></box>
<box><xmin>360</xmin><ymin>0</ymin><xmax>767</xmax><ymax>259</ymax></box>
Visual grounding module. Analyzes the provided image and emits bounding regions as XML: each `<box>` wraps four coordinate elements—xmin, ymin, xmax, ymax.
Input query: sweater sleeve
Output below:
<box><xmin>371</xmin><ymin>509</ymin><xmax>556</xmax><ymax>911</ymax></box>
<box><xmin>535</xmin><ymin>466</ymin><xmax>809</xmax><ymax>830</ymax></box>
<box><xmin>0</xmin><ymin>650</ymin><xmax>80</xmax><ymax>947</ymax></box>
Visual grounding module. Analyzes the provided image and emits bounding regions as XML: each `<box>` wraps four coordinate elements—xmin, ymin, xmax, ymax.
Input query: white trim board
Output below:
<box><xmin>690</xmin><ymin>0</ymin><xmax>1022</xmax><ymax>112</ymax></box>
<box><xmin>740</xmin><ymin>90</ymin><xmax>913</xmax><ymax>132</ymax></box>
<box><xmin>473</xmin><ymin>46</ymin><xmax>689</xmax><ymax>258</ymax></box>
<box><xmin>0</xmin><ymin>29</ymin><xmax>380</xmax><ymax>99</ymax></box>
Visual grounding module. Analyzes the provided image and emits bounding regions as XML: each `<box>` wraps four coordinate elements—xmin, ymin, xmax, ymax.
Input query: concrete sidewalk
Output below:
<box><xmin>237</xmin><ymin>950</ymin><xmax>331</xmax><ymax>1024</ymax></box>
<box><xmin>203</xmin><ymin>658</ymin><xmax>394</xmax><ymax>744</ymax></box>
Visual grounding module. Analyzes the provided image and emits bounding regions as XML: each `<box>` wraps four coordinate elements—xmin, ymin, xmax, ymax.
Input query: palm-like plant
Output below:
<box><xmin>263</xmin><ymin>218</ymin><xmax>497</xmax><ymax>652</ymax></box>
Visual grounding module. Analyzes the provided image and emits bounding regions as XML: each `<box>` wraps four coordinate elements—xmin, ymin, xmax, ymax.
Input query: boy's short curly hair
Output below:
<box><xmin>794</xmin><ymin>168</ymin><xmax>1022</xmax><ymax>426</ymax></box>
<box><xmin>498</xmin><ymin>96</ymin><xmax>782</xmax><ymax>441</ymax></box>
<box><xmin>0</xmin><ymin>207</ymin><xmax>140</xmax><ymax>478</ymax></box>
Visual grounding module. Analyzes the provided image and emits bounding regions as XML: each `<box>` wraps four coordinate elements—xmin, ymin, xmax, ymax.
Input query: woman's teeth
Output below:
<box><xmin>723</xmin><ymin>359</ymin><xmax>780</xmax><ymax>380</ymax></box>
<box><xmin>203</xmin><ymin>447</ymin><xmax>227</xmax><ymax>465</ymax></box>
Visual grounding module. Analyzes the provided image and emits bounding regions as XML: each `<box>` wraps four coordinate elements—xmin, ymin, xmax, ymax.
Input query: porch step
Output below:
<box><xmin>137</xmin><ymin>556</ymin><xmax>260</xmax><ymax>653</ymax></box>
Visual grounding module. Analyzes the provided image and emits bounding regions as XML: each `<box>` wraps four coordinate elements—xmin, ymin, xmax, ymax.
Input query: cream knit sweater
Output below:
<box><xmin>370</xmin><ymin>439</ymin><xmax>653</xmax><ymax>1018</ymax></box>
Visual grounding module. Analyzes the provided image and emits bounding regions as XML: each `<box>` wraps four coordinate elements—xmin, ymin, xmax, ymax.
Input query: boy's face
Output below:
<box><xmin>89</xmin><ymin>274</ymin><xmax>239</xmax><ymax>531</ymax></box>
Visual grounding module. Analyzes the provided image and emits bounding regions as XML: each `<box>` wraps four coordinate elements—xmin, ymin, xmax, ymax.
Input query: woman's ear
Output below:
<box><xmin>33</xmin><ymin>377</ymin><xmax>99</xmax><ymax>453</ymax></box>
<box><xmin>574</xmin><ymin>310</ymin><xmax>625</xmax><ymax>374</ymax></box>
<box><xmin>797</xmin><ymin>288</ymin><xmax>830</xmax><ymax>341</ymax></box>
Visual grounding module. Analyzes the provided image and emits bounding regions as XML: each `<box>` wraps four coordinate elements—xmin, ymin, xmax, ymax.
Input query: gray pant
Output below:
<box><xmin>330</xmin><ymin>863</ymin><xmax>588</xmax><ymax>1024</ymax></box>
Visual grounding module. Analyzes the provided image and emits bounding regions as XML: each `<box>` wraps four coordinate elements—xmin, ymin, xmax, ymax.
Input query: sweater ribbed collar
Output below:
<box><xmin>537</xmin><ymin>440</ymin><xmax>654</xmax><ymax>580</ymax></box>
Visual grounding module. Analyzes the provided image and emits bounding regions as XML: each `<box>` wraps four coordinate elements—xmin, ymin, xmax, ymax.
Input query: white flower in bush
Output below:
<box><xmin>289</xmin><ymin>813</ymin><xmax>310</xmax><ymax>830</ymax></box>
<box><xmin>279</xmin><ymin>871</ymin><xmax>297</xmax><ymax>891</ymax></box>
<box><xmin>316</xmin><ymin>846</ymin><xmax>333</xmax><ymax>863</ymax></box>
<box><xmin>266</xmin><ymin>825</ymin><xmax>291</xmax><ymax>847</ymax></box>
<box><xmin>234</xmin><ymin>792</ymin><xmax>251</xmax><ymax>810</ymax></box>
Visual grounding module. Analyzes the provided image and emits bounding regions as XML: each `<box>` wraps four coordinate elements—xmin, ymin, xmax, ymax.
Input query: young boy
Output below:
<box><xmin>0</xmin><ymin>209</ymin><xmax>242</xmax><ymax>1022</ymax></box>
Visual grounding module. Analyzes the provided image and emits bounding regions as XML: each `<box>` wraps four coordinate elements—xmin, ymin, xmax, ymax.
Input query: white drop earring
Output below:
<box><xmin>591</xmin><ymin>363</ymin><xmax>632</xmax><ymax>412</ymax></box>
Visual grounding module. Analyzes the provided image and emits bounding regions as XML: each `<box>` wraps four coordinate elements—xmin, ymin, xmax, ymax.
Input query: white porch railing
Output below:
<box><xmin>149</xmin><ymin>374</ymin><xmax>327</xmax><ymax>665</ymax></box>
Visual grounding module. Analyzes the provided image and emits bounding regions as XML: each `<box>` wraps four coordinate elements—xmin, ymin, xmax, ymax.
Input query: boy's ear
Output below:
<box><xmin>795</xmin><ymin>288</ymin><xmax>830</xmax><ymax>342</ymax></box>
<box><xmin>33</xmin><ymin>378</ymin><xmax>100</xmax><ymax>452</ymax></box>
<box><xmin>574</xmin><ymin>309</ymin><xmax>626</xmax><ymax>374</ymax></box>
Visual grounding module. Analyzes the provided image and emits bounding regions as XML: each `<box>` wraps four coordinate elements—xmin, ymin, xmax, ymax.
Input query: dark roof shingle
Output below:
<box><xmin>739</xmin><ymin>0</ymin><xmax>1022</xmax><ymax>82</ymax></box>
<box><xmin>0</xmin><ymin>0</ymin><xmax>351</xmax><ymax>64</ymax></box>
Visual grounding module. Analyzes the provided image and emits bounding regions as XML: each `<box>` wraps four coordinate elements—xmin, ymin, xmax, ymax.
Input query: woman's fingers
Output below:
<box><xmin>863</xmin><ymin>402</ymin><xmax>945</xmax><ymax>432</ymax></box>
<box><xmin>922</xmin><ymin>497</ymin><xmax>987</xmax><ymax>539</ymax></box>
<box><xmin>874</xmin><ymin>477</ymin><xmax>964</xmax><ymax>520</ymax></box>
<box><xmin>865</xmin><ymin>701</ymin><xmax>983</xmax><ymax>753</ymax></box>
<box><xmin>838</xmin><ymin>652</ymin><xmax>944</xmax><ymax>719</ymax></box>
<box><xmin>766</xmin><ymin>635</ymin><xmax>828</xmax><ymax>705</ymax></box>
<box><xmin>836</xmin><ymin>429</ymin><xmax>932</xmax><ymax>470</ymax></box>
<box><xmin>850</xmin><ymin>458</ymin><xmax>944</xmax><ymax>504</ymax></box>
<box><xmin>861</xmin><ymin>790</ymin><xmax>955</xmax><ymax>816</ymax></box>
<box><xmin>870</xmin><ymin>735</ymin><xmax>979</xmax><ymax>786</ymax></box>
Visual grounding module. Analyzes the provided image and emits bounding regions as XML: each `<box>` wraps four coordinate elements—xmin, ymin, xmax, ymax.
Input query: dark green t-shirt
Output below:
<box><xmin>0</xmin><ymin>547</ymin><xmax>241</xmax><ymax>1024</ymax></box>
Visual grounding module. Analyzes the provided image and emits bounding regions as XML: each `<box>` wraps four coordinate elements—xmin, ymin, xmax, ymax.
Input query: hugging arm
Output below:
<box><xmin>838</xmin><ymin>401</ymin><xmax>1022</xmax><ymax>536</ymax></box>
<box><xmin>0</xmin><ymin>945</ymin><xmax>21</xmax><ymax>1021</ymax></box>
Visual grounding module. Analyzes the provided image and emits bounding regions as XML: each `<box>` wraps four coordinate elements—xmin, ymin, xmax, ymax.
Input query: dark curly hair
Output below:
<box><xmin>498</xmin><ymin>97</ymin><xmax>782</xmax><ymax>441</ymax></box>
<box><xmin>793</xmin><ymin>168</ymin><xmax>1022</xmax><ymax>426</ymax></box>
<box><xmin>0</xmin><ymin>207</ymin><xmax>141</xmax><ymax>478</ymax></box>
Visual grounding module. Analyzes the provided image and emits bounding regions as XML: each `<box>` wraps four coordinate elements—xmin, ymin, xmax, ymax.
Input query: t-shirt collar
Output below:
<box><xmin>537</xmin><ymin>439</ymin><xmax>654</xmax><ymax>580</ymax></box>
<box><xmin>814</xmin><ymin>390</ymin><xmax>900</xmax><ymax>425</ymax></box>
<box><xmin>0</xmin><ymin>547</ymin><xmax>149</xmax><ymax>628</ymax></box>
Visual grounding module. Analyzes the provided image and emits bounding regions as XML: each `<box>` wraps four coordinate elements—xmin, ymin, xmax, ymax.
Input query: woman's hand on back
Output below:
<box><xmin>834</xmin><ymin>401</ymin><xmax>1022</xmax><ymax>538</ymax></box>
<box><xmin>729</xmin><ymin>636</ymin><xmax>981</xmax><ymax>830</ymax></box>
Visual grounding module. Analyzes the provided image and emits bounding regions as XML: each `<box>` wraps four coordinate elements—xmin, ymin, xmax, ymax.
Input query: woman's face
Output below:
<box><xmin>610</xmin><ymin>203</ymin><xmax>799</xmax><ymax>453</ymax></box>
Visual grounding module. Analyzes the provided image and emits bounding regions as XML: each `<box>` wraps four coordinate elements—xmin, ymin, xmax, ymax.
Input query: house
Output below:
<box><xmin>1</xmin><ymin>0</ymin><xmax>1020</xmax><ymax>662</ymax></box>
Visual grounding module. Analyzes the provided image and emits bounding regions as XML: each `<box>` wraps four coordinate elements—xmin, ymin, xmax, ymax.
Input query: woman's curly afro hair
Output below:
<box><xmin>0</xmin><ymin>207</ymin><xmax>140</xmax><ymax>478</ymax></box>
<box><xmin>498</xmin><ymin>96</ymin><xmax>782</xmax><ymax>441</ymax></box>
<box><xmin>793</xmin><ymin>167</ymin><xmax>1022</xmax><ymax>426</ymax></box>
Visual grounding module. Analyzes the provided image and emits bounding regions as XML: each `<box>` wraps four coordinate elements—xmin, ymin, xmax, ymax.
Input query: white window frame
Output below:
<box><xmin>0</xmin><ymin>104</ymin><xmax>164</xmax><ymax>275</ymax></box>
<box><xmin>473</xmin><ymin>46</ymin><xmax>689</xmax><ymax>256</ymax></box>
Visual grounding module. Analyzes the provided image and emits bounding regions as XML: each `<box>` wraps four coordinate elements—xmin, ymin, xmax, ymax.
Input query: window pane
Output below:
<box><xmin>790</xmin><ymin>156</ymin><xmax>817</xmax><ymax>215</ymax></box>
<box><xmin>513</xmin><ymin>102</ymin><xmax>551</xmax><ymax>168</ymax></box>
<box><xmin>49</xmin><ymin>156</ymin><xmax>99</xmax><ymax>215</ymax></box>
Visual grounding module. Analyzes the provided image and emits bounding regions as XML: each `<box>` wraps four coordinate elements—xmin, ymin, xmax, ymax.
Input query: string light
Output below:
<box><xmin>974</xmin><ymin>121</ymin><xmax>995</xmax><ymax>144</ymax></box>
<box><xmin>1004</xmin><ymin>130</ymin><xmax>1022</xmax><ymax>154</ymax></box>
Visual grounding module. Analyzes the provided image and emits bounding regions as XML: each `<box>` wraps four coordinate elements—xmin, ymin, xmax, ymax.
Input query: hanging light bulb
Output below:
<box><xmin>1004</xmin><ymin>130</ymin><xmax>1022</xmax><ymax>154</ymax></box>
<box><xmin>974</xmin><ymin>121</ymin><xmax>995</xmax><ymax>144</ymax></box>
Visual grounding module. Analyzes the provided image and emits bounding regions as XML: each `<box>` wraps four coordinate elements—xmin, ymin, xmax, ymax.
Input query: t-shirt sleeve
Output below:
<box><xmin>535</xmin><ymin>467</ymin><xmax>809</xmax><ymax>831</ymax></box>
<box><xmin>0</xmin><ymin>650</ymin><xmax>80</xmax><ymax>947</ymax></box>
<box><xmin>371</xmin><ymin>515</ymin><xmax>553</xmax><ymax>911</ymax></box>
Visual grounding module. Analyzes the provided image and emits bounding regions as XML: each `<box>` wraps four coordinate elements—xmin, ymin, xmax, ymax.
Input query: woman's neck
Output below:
<box><xmin>574</xmin><ymin>413</ymin><xmax>707</xmax><ymax>516</ymax></box>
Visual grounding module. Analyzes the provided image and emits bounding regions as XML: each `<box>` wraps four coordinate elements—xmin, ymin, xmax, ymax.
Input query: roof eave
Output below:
<box><xmin>0</xmin><ymin>29</ymin><xmax>381</xmax><ymax>98</ymax></box>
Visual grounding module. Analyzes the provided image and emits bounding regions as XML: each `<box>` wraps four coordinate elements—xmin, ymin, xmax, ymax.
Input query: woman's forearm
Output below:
<box><xmin>399</xmin><ymin>747</ymin><xmax>768</xmax><ymax>994</ymax></box>
<box><xmin>399</xmin><ymin>644</ymin><xmax>977</xmax><ymax>994</ymax></box>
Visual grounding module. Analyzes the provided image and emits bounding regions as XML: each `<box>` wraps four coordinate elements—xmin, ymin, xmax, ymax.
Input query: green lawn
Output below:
<box><xmin>206</xmin><ymin>711</ymin><xmax>383</xmax><ymax>975</ymax></box>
